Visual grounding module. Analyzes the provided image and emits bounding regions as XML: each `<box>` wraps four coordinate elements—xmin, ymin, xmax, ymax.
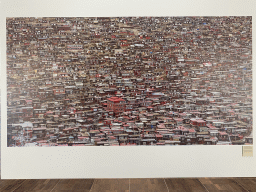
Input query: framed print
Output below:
<box><xmin>1</xmin><ymin>0</ymin><xmax>256</xmax><ymax>179</ymax></box>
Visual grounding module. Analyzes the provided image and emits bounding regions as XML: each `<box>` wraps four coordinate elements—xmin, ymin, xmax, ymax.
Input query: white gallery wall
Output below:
<box><xmin>1</xmin><ymin>0</ymin><xmax>256</xmax><ymax>179</ymax></box>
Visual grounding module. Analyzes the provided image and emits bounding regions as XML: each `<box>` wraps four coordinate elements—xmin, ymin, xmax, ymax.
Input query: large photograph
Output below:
<box><xmin>6</xmin><ymin>17</ymin><xmax>252</xmax><ymax>147</ymax></box>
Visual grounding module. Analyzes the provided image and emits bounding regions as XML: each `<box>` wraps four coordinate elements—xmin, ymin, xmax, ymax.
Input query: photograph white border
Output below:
<box><xmin>1</xmin><ymin>0</ymin><xmax>255</xmax><ymax>179</ymax></box>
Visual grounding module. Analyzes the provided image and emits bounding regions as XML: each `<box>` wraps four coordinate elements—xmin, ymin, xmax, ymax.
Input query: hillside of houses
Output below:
<box><xmin>6</xmin><ymin>17</ymin><xmax>252</xmax><ymax>146</ymax></box>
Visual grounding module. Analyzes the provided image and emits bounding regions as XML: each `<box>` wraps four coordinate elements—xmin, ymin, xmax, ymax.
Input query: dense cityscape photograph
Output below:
<box><xmin>6</xmin><ymin>17</ymin><xmax>252</xmax><ymax>147</ymax></box>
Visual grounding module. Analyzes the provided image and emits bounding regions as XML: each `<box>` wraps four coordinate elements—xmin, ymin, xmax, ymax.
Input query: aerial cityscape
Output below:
<box><xmin>6</xmin><ymin>17</ymin><xmax>252</xmax><ymax>147</ymax></box>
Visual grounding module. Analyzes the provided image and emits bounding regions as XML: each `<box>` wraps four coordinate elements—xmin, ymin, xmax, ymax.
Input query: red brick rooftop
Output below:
<box><xmin>107</xmin><ymin>97</ymin><xmax>125</xmax><ymax>102</ymax></box>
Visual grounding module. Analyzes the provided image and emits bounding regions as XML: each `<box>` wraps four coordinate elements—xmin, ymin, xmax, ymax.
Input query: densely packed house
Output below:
<box><xmin>6</xmin><ymin>17</ymin><xmax>252</xmax><ymax>146</ymax></box>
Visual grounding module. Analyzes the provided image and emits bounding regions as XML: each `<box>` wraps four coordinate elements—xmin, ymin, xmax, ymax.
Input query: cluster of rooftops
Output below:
<box><xmin>6</xmin><ymin>17</ymin><xmax>252</xmax><ymax>147</ymax></box>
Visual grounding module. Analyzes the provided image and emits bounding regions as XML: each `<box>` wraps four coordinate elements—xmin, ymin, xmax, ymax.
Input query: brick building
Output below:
<box><xmin>107</xmin><ymin>97</ymin><xmax>126</xmax><ymax>114</ymax></box>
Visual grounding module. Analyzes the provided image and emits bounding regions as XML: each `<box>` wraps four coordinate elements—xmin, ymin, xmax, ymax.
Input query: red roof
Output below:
<box><xmin>107</xmin><ymin>97</ymin><xmax>125</xmax><ymax>103</ymax></box>
<box><xmin>189</xmin><ymin>129</ymin><xmax>196</xmax><ymax>133</ymax></box>
<box><xmin>219</xmin><ymin>132</ymin><xmax>228</xmax><ymax>135</ymax></box>
<box><xmin>197</xmin><ymin>120</ymin><xmax>206</xmax><ymax>123</ymax></box>
<box><xmin>156</xmin><ymin>143</ymin><xmax>165</xmax><ymax>145</ymax></box>
<box><xmin>157</xmin><ymin>124</ymin><xmax>165</xmax><ymax>129</ymax></box>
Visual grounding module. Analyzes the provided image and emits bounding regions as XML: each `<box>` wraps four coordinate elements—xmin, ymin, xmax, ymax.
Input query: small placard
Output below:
<box><xmin>242</xmin><ymin>146</ymin><xmax>253</xmax><ymax>157</ymax></box>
